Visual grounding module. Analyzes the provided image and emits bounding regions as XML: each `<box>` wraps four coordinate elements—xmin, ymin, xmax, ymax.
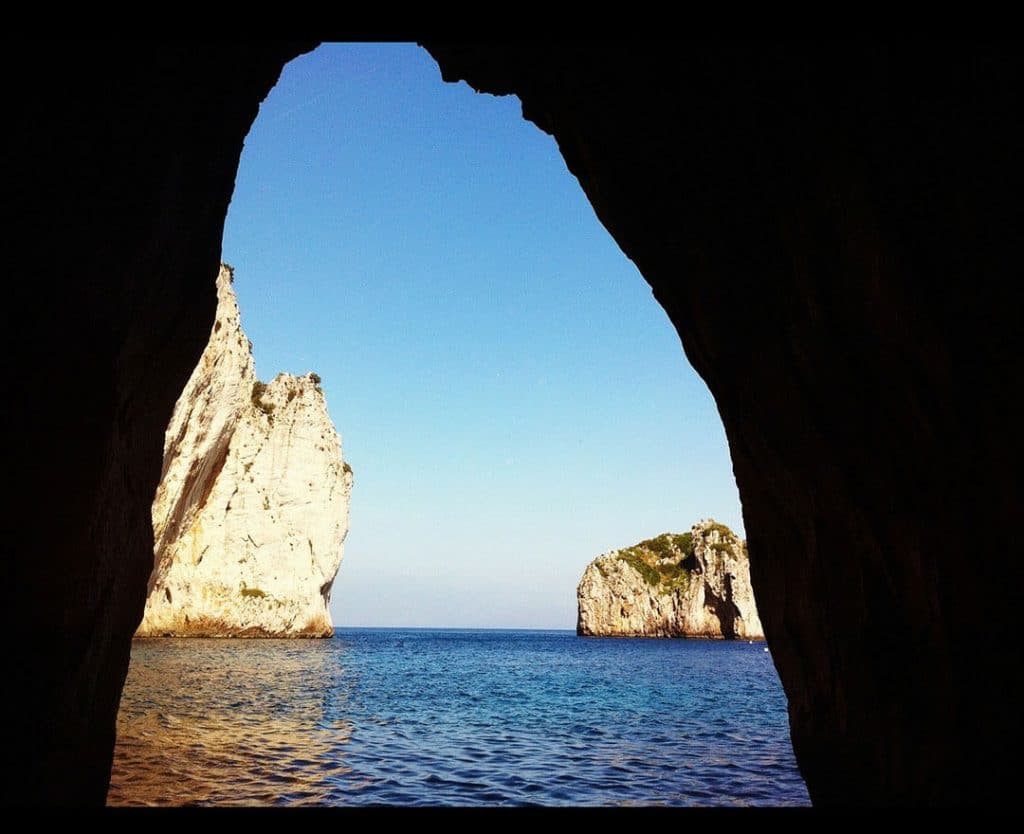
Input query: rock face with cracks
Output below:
<box><xmin>577</xmin><ymin>521</ymin><xmax>763</xmax><ymax>639</ymax></box>
<box><xmin>136</xmin><ymin>264</ymin><xmax>351</xmax><ymax>638</ymax></box>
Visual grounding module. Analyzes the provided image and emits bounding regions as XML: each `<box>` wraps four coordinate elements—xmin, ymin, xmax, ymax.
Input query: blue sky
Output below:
<box><xmin>222</xmin><ymin>43</ymin><xmax>743</xmax><ymax>629</ymax></box>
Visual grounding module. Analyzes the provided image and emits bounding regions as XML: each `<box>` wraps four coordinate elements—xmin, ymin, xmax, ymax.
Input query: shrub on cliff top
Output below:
<box><xmin>617</xmin><ymin>533</ymin><xmax>695</xmax><ymax>591</ymax></box>
<box><xmin>617</xmin><ymin>551</ymin><xmax>662</xmax><ymax>587</ymax></box>
<box><xmin>635</xmin><ymin>533</ymin><xmax>676</xmax><ymax>558</ymax></box>
<box><xmin>706</xmin><ymin>521</ymin><xmax>736</xmax><ymax>540</ymax></box>
<box><xmin>672</xmin><ymin>532</ymin><xmax>695</xmax><ymax>559</ymax></box>
<box><xmin>632</xmin><ymin>532</ymin><xmax>695</xmax><ymax>561</ymax></box>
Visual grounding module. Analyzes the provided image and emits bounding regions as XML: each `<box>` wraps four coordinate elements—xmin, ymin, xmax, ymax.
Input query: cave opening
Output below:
<box><xmin>7</xmin><ymin>40</ymin><xmax>1019</xmax><ymax>809</ymax></box>
<box><xmin>107</xmin><ymin>42</ymin><xmax>808</xmax><ymax>806</ymax></box>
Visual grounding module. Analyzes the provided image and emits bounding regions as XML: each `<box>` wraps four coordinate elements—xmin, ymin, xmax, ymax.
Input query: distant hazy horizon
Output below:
<box><xmin>222</xmin><ymin>43</ymin><xmax>744</xmax><ymax>629</ymax></box>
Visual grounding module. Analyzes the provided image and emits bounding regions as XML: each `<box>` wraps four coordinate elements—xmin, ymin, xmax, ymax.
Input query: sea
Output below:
<box><xmin>107</xmin><ymin>628</ymin><xmax>809</xmax><ymax>806</ymax></box>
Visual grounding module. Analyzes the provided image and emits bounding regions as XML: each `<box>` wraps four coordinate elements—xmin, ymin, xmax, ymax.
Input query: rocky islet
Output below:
<box><xmin>577</xmin><ymin>520</ymin><xmax>763</xmax><ymax>639</ymax></box>
<box><xmin>136</xmin><ymin>264</ymin><xmax>352</xmax><ymax>638</ymax></box>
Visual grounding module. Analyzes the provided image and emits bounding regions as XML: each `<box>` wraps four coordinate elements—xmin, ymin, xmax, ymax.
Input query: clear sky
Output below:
<box><xmin>222</xmin><ymin>43</ymin><xmax>744</xmax><ymax>630</ymax></box>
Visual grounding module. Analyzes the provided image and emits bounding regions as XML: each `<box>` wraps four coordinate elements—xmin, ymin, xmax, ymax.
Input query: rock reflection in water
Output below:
<box><xmin>109</xmin><ymin>639</ymin><xmax>353</xmax><ymax>806</ymax></box>
<box><xmin>109</xmin><ymin>630</ymin><xmax>809</xmax><ymax>806</ymax></box>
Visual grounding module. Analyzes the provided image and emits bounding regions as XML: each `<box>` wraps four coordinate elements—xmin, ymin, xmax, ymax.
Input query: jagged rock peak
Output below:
<box><xmin>136</xmin><ymin>263</ymin><xmax>353</xmax><ymax>638</ymax></box>
<box><xmin>576</xmin><ymin>519</ymin><xmax>763</xmax><ymax>639</ymax></box>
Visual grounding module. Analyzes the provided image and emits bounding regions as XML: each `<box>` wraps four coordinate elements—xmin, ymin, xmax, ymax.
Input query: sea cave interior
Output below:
<box><xmin>4</xmin><ymin>41</ymin><xmax>1021</xmax><ymax>807</ymax></box>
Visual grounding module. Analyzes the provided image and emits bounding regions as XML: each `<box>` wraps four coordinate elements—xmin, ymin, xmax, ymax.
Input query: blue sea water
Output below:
<box><xmin>108</xmin><ymin>629</ymin><xmax>809</xmax><ymax>806</ymax></box>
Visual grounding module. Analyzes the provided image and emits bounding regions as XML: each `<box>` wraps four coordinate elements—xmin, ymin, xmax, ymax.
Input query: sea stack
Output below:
<box><xmin>136</xmin><ymin>264</ymin><xmax>353</xmax><ymax>637</ymax></box>
<box><xmin>577</xmin><ymin>520</ymin><xmax>763</xmax><ymax>639</ymax></box>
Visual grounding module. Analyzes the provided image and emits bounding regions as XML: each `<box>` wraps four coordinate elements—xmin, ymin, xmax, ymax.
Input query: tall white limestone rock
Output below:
<box><xmin>136</xmin><ymin>264</ymin><xmax>353</xmax><ymax>637</ymax></box>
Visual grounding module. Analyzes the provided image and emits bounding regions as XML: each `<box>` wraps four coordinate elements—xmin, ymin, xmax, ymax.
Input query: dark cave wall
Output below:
<box><xmin>3</xmin><ymin>42</ymin><xmax>313</xmax><ymax>805</ymax></box>
<box><xmin>423</xmin><ymin>42</ymin><xmax>1023</xmax><ymax>805</ymax></box>
<box><xmin>2</xmin><ymin>41</ymin><xmax>1020</xmax><ymax>806</ymax></box>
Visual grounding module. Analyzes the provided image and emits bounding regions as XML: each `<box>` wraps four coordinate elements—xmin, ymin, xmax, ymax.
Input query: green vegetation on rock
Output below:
<box><xmin>240</xmin><ymin>587</ymin><xmax>267</xmax><ymax>599</ymax></box>
<box><xmin>615</xmin><ymin>532</ymin><xmax>696</xmax><ymax>592</ymax></box>
<box><xmin>617</xmin><ymin>551</ymin><xmax>663</xmax><ymax>586</ymax></box>
<box><xmin>658</xmin><ymin>561</ymin><xmax>691</xmax><ymax>592</ymax></box>
<box><xmin>673</xmin><ymin>532</ymin><xmax>695</xmax><ymax>558</ymax></box>
<box><xmin>609</xmin><ymin>523</ymin><xmax>744</xmax><ymax>594</ymax></box>
<box><xmin>705</xmin><ymin>521</ymin><xmax>741</xmax><ymax>556</ymax></box>
<box><xmin>581</xmin><ymin>519</ymin><xmax>762</xmax><ymax>640</ymax></box>
<box><xmin>707</xmin><ymin>521</ymin><xmax>736</xmax><ymax>541</ymax></box>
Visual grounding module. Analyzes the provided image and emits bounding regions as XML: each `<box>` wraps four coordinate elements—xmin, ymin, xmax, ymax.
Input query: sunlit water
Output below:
<box><xmin>108</xmin><ymin>629</ymin><xmax>808</xmax><ymax>806</ymax></box>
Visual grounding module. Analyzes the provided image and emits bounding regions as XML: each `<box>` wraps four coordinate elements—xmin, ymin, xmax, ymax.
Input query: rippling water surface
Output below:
<box><xmin>109</xmin><ymin>629</ymin><xmax>808</xmax><ymax>806</ymax></box>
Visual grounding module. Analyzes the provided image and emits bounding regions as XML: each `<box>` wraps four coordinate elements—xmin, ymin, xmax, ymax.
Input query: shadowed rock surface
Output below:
<box><xmin>5</xmin><ymin>42</ymin><xmax>316</xmax><ymax>806</ymax></box>
<box><xmin>577</xmin><ymin>521</ymin><xmax>763</xmax><ymax>639</ymax></box>
<box><xmin>4</xmin><ymin>42</ymin><xmax>1020</xmax><ymax>806</ymax></box>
